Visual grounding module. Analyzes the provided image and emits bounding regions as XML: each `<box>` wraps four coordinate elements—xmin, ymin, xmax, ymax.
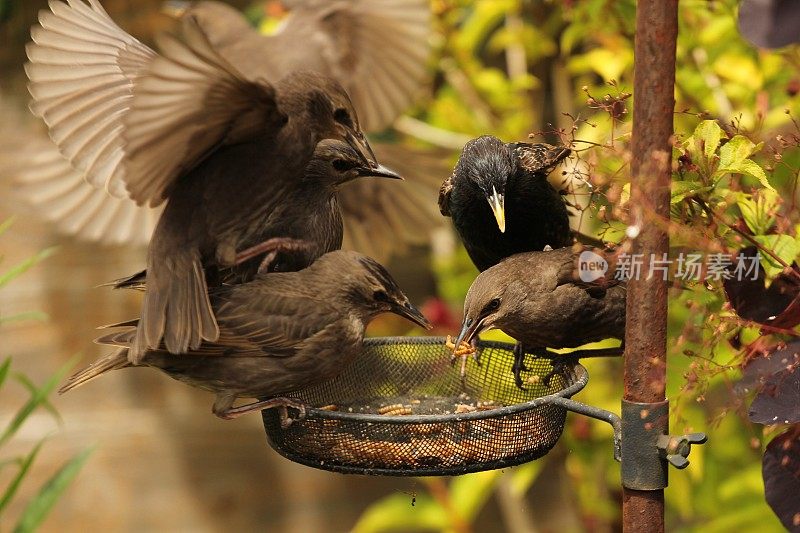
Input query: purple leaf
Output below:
<box><xmin>723</xmin><ymin>246</ymin><xmax>800</xmax><ymax>328</ymax></box>
<box><xmin>744</xmin><ymin>342</ymin><xmax>800</xmax><ymax>425</ymax></box>
<box><xmin>762</xmin><ymin>429</ymin><xmax>800</xmax><ymax>531</ymax></box>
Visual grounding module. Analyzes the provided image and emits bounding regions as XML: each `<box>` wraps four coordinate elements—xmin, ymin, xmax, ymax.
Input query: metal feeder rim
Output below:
<box><xmin>264</xmin><ymin>441</ymin><xmax>558</xmax><ymax>477</ymax></box>
<box><xmin>295</xmin><ymin>336</ymin><xmax>589</xmax><ymax>425</ymax></box>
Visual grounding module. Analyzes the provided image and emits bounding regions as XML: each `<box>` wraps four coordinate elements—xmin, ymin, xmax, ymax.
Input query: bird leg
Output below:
<box><xmin>511</xmin><ymin>343</ymin><xmax>530</xmax><ymax>389</ymax></box>
<box><xmin>537</xmin><ymin>345</ymin><xmax>625</xmax><ymax>386</ymax></box>
<box><xmin>233</xmin><ymin>238</ymin><xmax>312</xmax><ymax>273</ymax></box>
<box><xmin>214</xmin><ymin>396</ymin><xmax>307</xmax><ymax>428</ymax></box>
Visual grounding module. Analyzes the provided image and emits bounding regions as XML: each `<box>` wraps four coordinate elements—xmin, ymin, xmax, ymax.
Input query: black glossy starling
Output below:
<box><xmin>454</xmin><ymin>246</ymin><xmax>626</xmax><ymax>387</ymax></box>
<box><xmin>59</xmin><ymin>251</ymin><xmax>432</xmax><ymax>424</ymax></box>
<box><xmin>26</xmin><ymin>1</ymin><xmax>377</xmax><ymax>360</ymax></box>
<box><xmin>18</xmin><ymin>0</ymin><xmax>441</xmax><ymax>262</ymax></box>
<box><xmin>439</xmin><ymin>135</ymin><xmax>572</xmax><ymax>271</ymax></box>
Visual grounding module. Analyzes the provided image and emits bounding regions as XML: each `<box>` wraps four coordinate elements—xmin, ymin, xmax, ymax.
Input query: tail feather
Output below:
<box><xmin>59</xmin><ymin>348</ymin><xmax>130</xmax><ymax>394</ymax></box>
<box><xmin>98</xmin><ymin>270</ymin><xmax>147</xmax><ymax>291</ymax></box>
<box><xmin>95</xmin><ymin>328</ymin><xmax>137</xmax><ymax>348</ymax></box>
<box><xmin>97</xmin><ymin>318</ymin><xmax>140</xmax><ymax>330</ymax></box>
<box><xmin>131</xmin><ymin>255</ymin><xmax>218</xmax><ymax>361</ymax></box>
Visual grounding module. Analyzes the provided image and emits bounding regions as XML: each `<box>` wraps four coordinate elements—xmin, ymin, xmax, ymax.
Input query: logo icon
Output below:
<box><xmin>578</xmin><ymin>250</ymin><xmax>608</xmax><ymax>282</ymax></box>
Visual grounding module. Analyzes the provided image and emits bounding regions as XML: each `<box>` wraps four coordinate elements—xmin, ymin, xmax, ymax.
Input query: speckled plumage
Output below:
<box><xmin>439</xmin><ymin>135</ymin><xmax>572</xmax><ymax>271</ymax></box>
<box><xmin>60</xmin><ymin>251</ymin><xmax>431</xmax><ymax>419</ymax></box>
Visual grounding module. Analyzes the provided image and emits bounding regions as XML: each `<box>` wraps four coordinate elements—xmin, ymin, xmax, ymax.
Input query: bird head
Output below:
<box><xmin>306</xmin><ymin>140</ymin><xmax>402</xmax><ymax>187</ymax></box>
<box><xmin>455</xmin><ymin>136</ymin><xmax>513</xmax><ymax>233</ymax></box>
<box><xmin>454</xmin><ymin>267</ymin><xmax>523</xmax><ymax>347</ymax></box>
<box><xmin>290</xmin><ymin>72</ymin><xmax>377</xmax><ymax>167</ymax></box>
<box><xmin>322</xmin><ymin>251</ymin><xmax>432</xmax><ymax>330</ymax></box>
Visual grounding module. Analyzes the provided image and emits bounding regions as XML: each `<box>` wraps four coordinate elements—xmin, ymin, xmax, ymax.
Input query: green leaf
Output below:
<box><xmin>737</xmin><ymin>190</ymin><xmax>779</xmax><ymax>235</ymax></box>
<box><xmin>0</xmin><ymin>440</ymin><xmax>46</xmax><ymax>513</ymax></box>
<box><xmin>508</xmin><ymin>461</ymin><xmax>544</xmax><ymax>496</ymax></box>
<box><xmin>671</xmin><ymin>180</ymin><xmax>713</xmax><ymax>204</ymax></box>
<box><xmin>694</xmin><ymin>120</ymin><xmax>723</xmax><ymax>161</ymax></box>
<box><xmin>753</xmin><ymin>235</ymin><xmax>800</xmax><ymax>278</ymax></box>
<box><xmin>718</xmin><ymin>135</ymin><xmax>758</xmax><ymax>170</ymax></box>
<box><xmin>0</xmin><ymin>247</ymin><xmax>57</xmax><ymax>289</ymax></box>
<box><xmin>0</xmin><ymin>357</ymin><xmax>11</xmax><ymax>390</ymax></box>
<box><xmin>0</xmin><ymin>357</ymin><xmax>76</xmax><ymax>447</ymax></box>
<box><xmin>735</xmin><ymin>159</ymin><xmax>775</xmax><ymax>191</ymax></box>
<box><xmin>0</xmin><ymin>217</ymin><xmax>14</xmax><ymax>238</ymax></box>
<box><xmin>0</xmin><ymin>311</ymin><xmax>49</xmax><ymax>326</ymax></box>
<box><xmin>13</xmin><ymin>373</ymin><xmax>62</xmax><ymax>425</ymax></box>
<box><xmin>12</xmin><ymin>447</ymin><xmax>92</xmax><ymax>533</ymax></box>
<box><xmin>449</xmin><ymin>471</ymin><xmax>501</xmax><ymax>522</ymax></box>
<box><xmin>350</xmin><ymin>492</ymin><xmax>448</xmax><ymax>533</ymax></box>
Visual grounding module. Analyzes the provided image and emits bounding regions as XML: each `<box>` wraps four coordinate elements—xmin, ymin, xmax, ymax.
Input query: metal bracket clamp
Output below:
<box><xmin>621</xmin><ymin>400</ymin><xmax>708</xmax><ymax>490</ymax></box>
<box><xmin>621</xmin><ymin>399</ymin><xmax>670</xmax><ymax>490</ymax></box>
<box><xmin>657</xmin><ymin>432</ymin><xmax>707</xmax><ymax>469</ymax></box>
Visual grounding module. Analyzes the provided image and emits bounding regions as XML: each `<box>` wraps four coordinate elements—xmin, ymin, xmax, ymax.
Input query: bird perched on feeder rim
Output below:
<box><xmin>439</xmin><ymin>135</ymin><xmax>573</xmax><ymax>272</ymax></box>
<box><xmin>15</xmin><ymin>0</ymin><xmax>443</xmax><ymax>262</ymax></box>
<box><xmin>59</xmin><ymin>251</ymin><xmax>432</xmax><ymax>427</ymax></box>
<box><xmin>26</xmin><ymin>0</ymin><xmax>378</xmax><ymax>360</ymax></box>
<box><xmin>453</xmin><ymin>245</ymin><xmax>626</xmax><ymax>388</ymax></box>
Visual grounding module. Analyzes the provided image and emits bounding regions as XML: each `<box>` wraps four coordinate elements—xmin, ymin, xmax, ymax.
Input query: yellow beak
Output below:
<box><xmin>487</xmin><ymin>186</ymin><xmax>506</xmax><ymax>233</ymax></box>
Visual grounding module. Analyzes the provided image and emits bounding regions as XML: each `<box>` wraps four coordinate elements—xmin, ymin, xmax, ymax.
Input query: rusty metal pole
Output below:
<box><xmin>623</xmin><ymin>1</ymin><xmax>679</xmax><ymax>532</ymax></box>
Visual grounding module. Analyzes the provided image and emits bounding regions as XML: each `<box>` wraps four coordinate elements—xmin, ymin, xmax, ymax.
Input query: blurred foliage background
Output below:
<box><xmin>1</xmin><ymin>0</ymin><xmax>798</xmax><ymax>531</ymax></box>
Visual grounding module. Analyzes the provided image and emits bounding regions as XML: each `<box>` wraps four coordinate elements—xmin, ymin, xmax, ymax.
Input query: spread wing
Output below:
<box><xmin>26</xmin><ymin>0</ymin><xmax>156</xmax><ymax>198</ymax></box>
<box><xmin>339</xmin><ymin>143</ymin><xmax>446</xmax><ymax>261</ymax></box>
<box><xmin>10</xmin><ymin>131</ymin><xmax>160</xmax><ymax>246</ymax></box>
<box><xmin>196</xmin><ymin>0</ymin><xmax>431</xmax><ymax>132</ymax></box>
<box><xmin>283</xmin><ymin>0</ymin><xmax>431</xmax><ymax>131</ymax></box>
<box><xmin>26</xmin><ymin>1</ymin><xmax>286</xmax><ymax>207</ymax></box>
<box><xmin>122</xmin><ymin>17</ymin><xmax>285</xmax><ymax>206</ymax></box>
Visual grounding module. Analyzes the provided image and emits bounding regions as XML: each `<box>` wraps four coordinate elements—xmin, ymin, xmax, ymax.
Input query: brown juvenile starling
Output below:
<box><xmin>59</xmin><ymin>250</ymin><xmax>432</xmax><ymax>424</ymax></box>
<box><xmin>16</xmin><ymin>0</ymin><xmax>442</xmax><ymax>261</ymax></box>
<box><xmin>26</xmin><ymin>1</ymin><xmax>378</xmax><ymax>359</ymax></box>
<box><xmin>111</xmin><ymin>138</ymin><xmax>401</xmax><ymax>287</ymax></box>
<box><xmin>454</xmin><ymin>246</ymin><xmax>626</xmax><ymax>387</ymax></box>
<box><xmin>439</xmin><ymin>135</ymin><xmax>573</xmax><ymax>271</ymax></box>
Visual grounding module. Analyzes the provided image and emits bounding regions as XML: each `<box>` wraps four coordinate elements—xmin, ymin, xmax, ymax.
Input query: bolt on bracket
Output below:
<box><xmin>621</xmin><ymin>399</ymin><xmax>707</xmax><ymax>490</ymax></box>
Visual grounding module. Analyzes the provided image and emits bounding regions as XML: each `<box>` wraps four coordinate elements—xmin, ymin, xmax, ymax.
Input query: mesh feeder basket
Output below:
<box><xmin>262</xmin><ymin>337</ymin><xmax>620</xmax><ymax>476</ymax></box>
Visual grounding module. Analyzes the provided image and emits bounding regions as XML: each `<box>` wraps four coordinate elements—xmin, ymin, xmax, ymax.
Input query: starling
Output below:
<box><xmin>16</xmin><ymin>0</ymin><xmax>442</xmax><ymax>261</ymax></box>
<box><xmin>176</xmin><ymin>0</ymin><xmax>430</xmax><ymax>132</ymax></box>
<box><xmin>454</xmin><ymin>246</ymin><xmax>626</xmax><ymax>388</ymax></box>
<box><xmin>439</xmin><ymin>135</ymin><xmax>573</xmax><ymax>271</ymax></box>
<box><xmin>26</xmin><ymin>1</ymin><xmax>378</xmax><ymax>360</ymax></box>
<box><xmin>109</xmin><ymin>139</ymin><xmax>401</xmax><ymax>288</ymax></box>
<box><xmin>59</xmin><ymin>250</ymin><xmax>432</xmax><ymax>425</ymax></box>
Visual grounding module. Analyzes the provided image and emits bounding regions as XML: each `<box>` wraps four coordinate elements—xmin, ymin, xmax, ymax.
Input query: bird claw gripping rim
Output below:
<box><xmin>261</xmin><ymin>337</ymin><xmax>626</xmax><ymax>476</ymax></box>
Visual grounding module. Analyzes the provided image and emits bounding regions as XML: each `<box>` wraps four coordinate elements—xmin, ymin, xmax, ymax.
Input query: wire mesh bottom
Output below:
<box><xmin>262</xmin><ymin>336</ymin><xmax>586</xmax><ymax>476</ymax></box>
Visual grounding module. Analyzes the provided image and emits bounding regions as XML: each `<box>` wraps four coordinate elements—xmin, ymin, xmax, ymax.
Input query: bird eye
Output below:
<box><xmin>373</xmin><ymin>290</ymin><xmax>390</xmax><ymax>303</ymax></box>
<box><xmin>334</xmin><ymin>108</ymin><xmax>353</xmax><ymax>127</ymax></box>
<box><xmin>484</xmin><ymin>298</ymin><xmax>501</xmax><ymax>313</ymax></box>
<box><xmin>332</xmin><ymin>158</ymin><xmax>353</xmax><ymax>172</ymax></box>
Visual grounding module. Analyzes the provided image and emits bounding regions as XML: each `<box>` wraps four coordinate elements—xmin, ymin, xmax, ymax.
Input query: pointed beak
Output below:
<box><xmin>486</xmin><ymin>186</ymin><xmax>506</xmax><ymax>233</ymax></box>
<box><xmin>345</xmin><ymin>130</ymin><xmax>378</xmax><ymax>166</ymax></box>
<box><xmin>357</xmin><ymin>163</ymin><xmax>403</xmax><ymax>180</ymax></box>
<box><xmin>392</xmin><ymin>301</ymin><xmax>433</xmax><ymax>330</ymax></box>
<box><xmin>454</xmin><ymin>315</ymin><xmax>487</xmax><ymax>348</ymax></box>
